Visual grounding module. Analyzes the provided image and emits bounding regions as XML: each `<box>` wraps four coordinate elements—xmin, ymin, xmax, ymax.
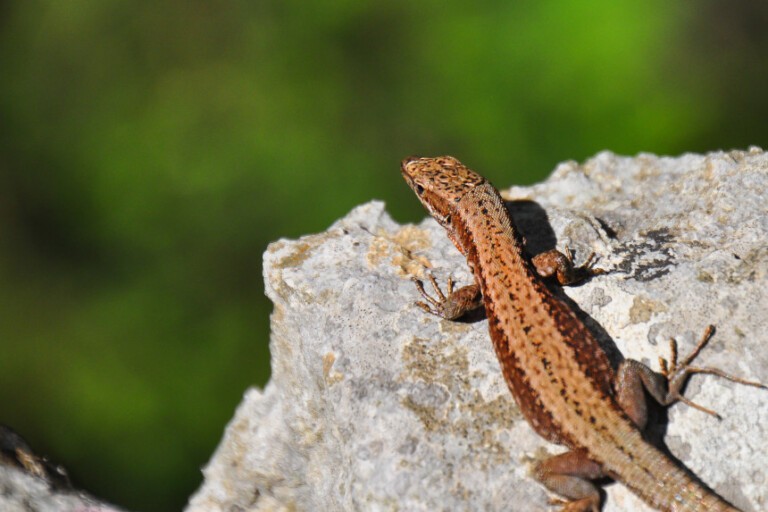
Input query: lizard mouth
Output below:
<box><xmin>400</xmin><ymin>156</ymin><xmax>421</xmax><ymax>186</ymax></box>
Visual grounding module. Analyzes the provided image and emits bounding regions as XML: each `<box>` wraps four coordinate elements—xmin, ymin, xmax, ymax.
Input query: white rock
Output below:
<box><xmin>187</xmin><ymin>149</ymin><xmax>768</xmax><ymax>512</ymax></box>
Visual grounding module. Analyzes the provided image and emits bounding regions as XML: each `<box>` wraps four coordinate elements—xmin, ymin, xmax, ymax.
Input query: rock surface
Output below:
<box><xmin>0</xmin><ymin>424</ymin><xmax>124</xmax><ymax>512</ymax></box>
<box><xmin>187</xmin><ymin>149</ymin><xmax>768</xmax><ymax>512</ymax></box>
<box><xmin>0</xmin><ymin>465</ymin><xmax>123</xmax><ymax>512</ymax></box>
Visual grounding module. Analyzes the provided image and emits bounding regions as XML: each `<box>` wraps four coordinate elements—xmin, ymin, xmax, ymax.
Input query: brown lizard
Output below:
<box><xmin>401</xmin><ymin>155</ymin><xmax>765</xmax><ymax>512</ymax></box>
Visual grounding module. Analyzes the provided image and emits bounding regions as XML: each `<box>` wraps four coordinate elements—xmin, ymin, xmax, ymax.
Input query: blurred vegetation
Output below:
<box><xmin>1</xmin><ymin>1</ymin><xmax>767</xmax><ymax>510</ymax></box>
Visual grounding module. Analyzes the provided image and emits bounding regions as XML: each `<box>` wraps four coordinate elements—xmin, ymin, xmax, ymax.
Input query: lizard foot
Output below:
<box><xmin>535</xmin><ymin>449</ymin><xmax>603</xmax><ymax>512</ymax></box>
<box><xmin>660</xmin><ymin>325</ymin><xmax>767</xmax><ymax>419</ymax></box>
<box><xmin>548</xmin><ymin>496</ymin><xmax>600</xmax><ymax>512</ymax></box>
<box><xmin>531</xmin><ymin>246</ymin><xmax>606</xmax><ymax>286</ymax></box>
<box><xmin>410</xmin><ymin>273</ymin><xmax>482</xmax><ymax>320</ymax></box>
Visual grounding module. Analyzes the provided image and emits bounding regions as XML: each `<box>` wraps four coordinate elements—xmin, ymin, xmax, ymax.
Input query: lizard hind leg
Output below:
<box><xmin>614</xmin><ymin>325</ymin><xmax>768</xmax><ymax>426</ymax></box>
<box><xmin>533</xmin><ymin>448</ymin><xmax>604</xmax><ymax>512</ymax></box>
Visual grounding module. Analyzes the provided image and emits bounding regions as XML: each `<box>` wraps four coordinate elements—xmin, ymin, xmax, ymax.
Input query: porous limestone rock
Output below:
<box><xmin>187</xmin><ymin>148</ymin><xmax>768</xmax><ymax>512</ymax></box>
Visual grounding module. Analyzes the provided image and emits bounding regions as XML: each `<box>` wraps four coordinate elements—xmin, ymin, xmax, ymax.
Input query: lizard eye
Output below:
<box><xmin>415</xmin><ymin>184</ymin><xmax>425</xmax><ymax>195</ymax></box>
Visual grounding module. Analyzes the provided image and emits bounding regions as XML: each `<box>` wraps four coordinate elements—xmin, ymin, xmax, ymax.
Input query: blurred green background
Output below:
<box><xmin>1</xmin><ymin>1</ymin><xmax>767</xmax><ymax>510</ymax></box>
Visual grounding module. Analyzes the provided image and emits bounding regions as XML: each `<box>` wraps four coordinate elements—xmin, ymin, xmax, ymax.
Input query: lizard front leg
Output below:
<box><xmin>410</xmin><ymin>273</ymin><xmax>482</xmax><ymax>320</ymax></box>
<box><xmin>411</xmin><ymin>246</ymin><xmax>600</xmax><ymax>319</ymax></box>
<box><xmin>411</xmin><ymin>246</ymin><xmax>599</xmax><ymax>320</ymax></box>
<box><xmin>532</xmin><ymin>246</ymin><xmax>604</xmax><ymax>286</ymax></box>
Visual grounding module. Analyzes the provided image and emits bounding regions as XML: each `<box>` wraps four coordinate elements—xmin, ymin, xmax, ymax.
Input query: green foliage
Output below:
<box><xmin>1</xmin><ymin>1</ymin><xmax>767</xmax><ymax>510</ymax></box>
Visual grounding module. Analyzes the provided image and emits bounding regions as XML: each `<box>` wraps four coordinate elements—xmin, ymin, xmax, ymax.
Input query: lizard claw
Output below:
<box><xmin>409</xmin><ymin>273</ymin><xmax>482</xmax><ymax>320</ymax></box>
<box><xmin>565</xmin><ymin>246</ymin><xmax>606</xmax><ymax>277</ymax></box>
<box><xmin>547</xmin><ymin>496</ymin><xmax>600</xmax><ymax>512</ymax></box>
<box><xmin>662</xmin><ymin>325</ymin><xmax>767</xmax><ymax>419</ymax></box>
<box><xmin>411</xmin><ymin>274</ymin><xmax>452</xmax><ymax>318</ymax></box>
<box><xmin>533</xmin><ymin>247</ymin><xmax>606</xmax><ymax>285</ymax></box>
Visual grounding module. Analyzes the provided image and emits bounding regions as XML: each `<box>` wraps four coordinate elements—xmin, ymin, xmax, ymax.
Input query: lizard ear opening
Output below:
<box><xmin>415</xmin><ymin>184</ymin><xmax>425</xmax><ymax>195</ymax></box>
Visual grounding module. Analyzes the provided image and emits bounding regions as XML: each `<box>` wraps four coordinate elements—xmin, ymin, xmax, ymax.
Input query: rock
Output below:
<box><xmin>0</xmin><ymin>424</ymin><xmax>124</xmax><ymax>512</ymax></box>
<box><xmin>186</xmin><ymin>148</ymin><xmax>768</xmax><ymax>512</ymax></box>
<box><xmin>0</xmin><ymin>465</ymin><xmax>124</xmax><ymax>512</ymax></box>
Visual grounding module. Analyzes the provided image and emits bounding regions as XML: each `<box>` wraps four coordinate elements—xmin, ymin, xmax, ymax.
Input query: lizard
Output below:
<box><xmin>400</xmin><ymin>155</ymin><xmax>766</xmax><ymax>512</ymax></box>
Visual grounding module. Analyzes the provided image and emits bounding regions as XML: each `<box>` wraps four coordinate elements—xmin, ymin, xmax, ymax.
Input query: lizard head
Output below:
<box><xmin>400</xmin><ymin>156</ymin><xmax>485</xmax><ymax>231</ymax></box>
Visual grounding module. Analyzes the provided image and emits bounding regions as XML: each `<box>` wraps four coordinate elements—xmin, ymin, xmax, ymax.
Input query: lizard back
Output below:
<box><xmin>456</xmin><ymin>182</ymin><xmax>734</xmax><ymax>512</ymax></box>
